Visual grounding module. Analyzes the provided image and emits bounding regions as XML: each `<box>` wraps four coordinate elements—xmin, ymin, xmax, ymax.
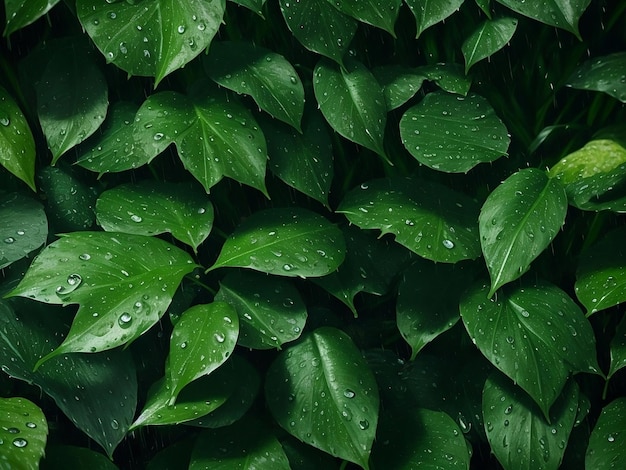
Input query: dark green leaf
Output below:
<box><xmin>566</xmin><ymin>53</ymin><xmax>626</xmax><ymax>103</ymax></box>
<box><xmin>609</xmin><ymin>314</ymin><xmax>626</xmax><ymax>379</ymax></box>
<box><xmin>371</xmin><ymin>65</ymin><xmax>426</xmax><ymax>110</ymax></box>
<box><xmin>462</xmin><ymin>17</ymin><xmax>518</xmax><ymax>73</ymax></box>
<box><xmin>41</xmin><ymin>446</ymin><xmax>118</xmax><ymax>470</ymax></box>
<box><xmin>585</xmin><ymin>398</ymin><xmax>626</xmax><ymax>469</ymax></box>
<box><xmin>0</xmin><ymin>193</ymin><xmax>47</xmax><ymax>269</ymax></box>
<box><xmin>479</xmin><ymin>168</ymin><xmax>567</xmax><ymax>296</ymax></box>
<box><xmin>405</xmin><ymin>0</ymin><xmax>464</xmax><ymax>38</ymax></box>
<box><xmin>417</xmin><ymin>63</ymin><xmax>472</xmax><ymax>95</ymax></box>
<box><xmin>0</xmin><ymin>397</ymin><xmax>48</xmax><ymax>469</ymax></box>
<box><xmin>475</xmin><ymin>0</ymin><xmax>492</xmax><ymax>18</ymax></box>
<box><xmin>400</xmin><ymin>91</ymin><xmax>510</xmax><ymax>173</ymax></box>
<box><xmin>3</xmin><ymin>0</ymin><xmax>60</xmax><ymax>36</ymax></box>
<box><xmin>229</xmin><ymin>0</ymin><xmax>266</xmax><ymax>16</ymax></box>
<box><xmin>266</xmin><ymin>327</ymin><xmax>379</xmax><ymax>469</ymax></box>
<box><xmin>146</xmin><ymin>440</ymin><xmax>193</xmax><ymax>470</ymax></box>
<box><xmin>329</xmin><ymin>0</ymin><xmax>402</xmax><ymax>36</ymax></box>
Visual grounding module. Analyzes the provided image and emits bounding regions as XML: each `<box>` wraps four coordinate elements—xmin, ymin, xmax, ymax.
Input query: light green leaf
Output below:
<box><xmin>0</xmin><ymin>193</ymin><xmax>47</xmax><ymax>269</ymax></box>
<box><xmin>41</xmin><ymin>445</ymin><xmax>119</xmax><ymax>470</ymax></box>
<box><xmin>460</xmin><ymin>281</ymin><xmax>600</xmax><ymax>417</ymax></box>
<box><xmin>417</xmin><ymin>63</ymin><xmax>472</xmax><ymax>95</ymax></box>
<box><xmin>96</xmin><ymin>181</ymin><xmax>213</xmax><ymax>253</ymax></box>
<box><xmin>3</xmin><ymin>0</ymin><xmax>60</xmax><ymax>36</ymax></box>
<box><xmin>266</xmin><ymin>327</ymin><xmax>379</xmax><ymax>470</ymax></box>
<box><xmin>338</xmin><ymin>176</ymin><xmax>481</xmax><ymax>263</ymax></box>
<box><xmin>205</xmin><ymin>41</ymin><xmax>304</xmax><ymax>130</ymax></box>
<box><xmin>400</xmin><ymin>91</ymin><xmax>510</xmax><ymax>173</ymax></box>
<box><xmin>567</xmin><ymin>52</ymin><xmax>626</xmax><ymax>103</ymax></box>
<box><xmin>229</xmin><ymin>0</ymin><xmax>266</xmax><ymax>16</ymax></box>
<box><xmin>0</xmin><ymin>397</ymin><xmax>48</xmax><ymax>470</ymax></box>
<box><xmin>7</xmin><ymin>232</ymin><xmax>196</xmax><ymax>365</ymax></box>
<box><xmin>609</xmin><ymin>315</ymin><xmax>626</xmax><ymax>379</ymax></box>
<box><xmin>76</xmin><ymin>0</ymin><xmax>225</xmax><ymax>85</ymax></box>
<box><xmin>462</xmin><ymin>17</ymin><xmax>518</xmax><ymax>73</ymax></box>
<box><xmin>215</xmin><ymin>271</ymin><xmax>306</xmax><ymax>350</ymax></box>
<box><xmin>483</xmin><ymin>373</ymin><xmax>578</xmax><ymax>470</ymax></box>
<box><xmin>133</xmin><ymin>89</ymin><xmax>268</xmax><ymax>195</ymax></box>
<box><xmin>314</xmin><ymin>58</ymin><xmax>387</xmax><ymax>160</ymax></box>
<box><xmin>372</xmin><ymin>65</ymin><xmax>426</xmax><ymax>110</ymax></box>
<box><xmin>328</xmin><ymin>0</ymin><xmax>402</xmax><ymax>36</ymax></box>
<box><xmin>210</xmin><ymin>207</ymin><xmax>345</xmax><ymax>278</ymax></box>
<box><xmin>0</xmin><ymin>86</ymin><xmax>36</xmax><ymax>191</ymax></box>
<box><xmin>405</xmin><ymin>0</ymin><xmax>465</xmax><ymax>38</ymax></box>
<box><xmin>585</xmin><ymin>398</ymin><xmax>626</xmax><ymax>469</ymax></box>
<box><xmin>479</xmin><ymin>168</ymin><xmax>567</xmax><ymax>296</ymax></box>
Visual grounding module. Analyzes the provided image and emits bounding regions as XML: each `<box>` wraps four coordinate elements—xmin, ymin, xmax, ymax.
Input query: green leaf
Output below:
<box><xmin>586</xmin><ymin>398</ymin><xmax>626</xmax><ymax>469</ymax></box>
<box><xmin>337</xmin><ymin>176</ymin><xmax>481</xmax><ymax>263</ymax></box>
<box><xmin>314</xmin><ymin>58</ymin><xmax>387</xmax><ymax>160</ymax></box>
<box><xmin>475</xmin><ymin>0</ymin><xmax>492</xmax><ymax>18</ymax></box>
<box><xmin>495</xmin><ymin>0</ymin><xmax>590</xmax><ymax>39</ymax></box>
<box><xmin>371</xmin><ymin>65</ymin><xmax>426</xmax><ymax>111</ymax></box>
<box><xmin>96</xmin><ymin>181</ymin><xmax>214</xmax><ymax>253</ymax></box>
<box><xmin>279</xmin><ymin>0</ymin><xmax>356</xmax><ymax>67</ymax></box>
<box><xmin>417</xmin><ymin>63</ymin><xmax>472</xmax><ymax>96</ymax></box>
<box><xmin>400</xmin><ymin>91</ymin><xmax>510</xmax><ymax>173</ymax></box>
<box><xmin>483</xmin><ymin>373</ymin><xmax>578</xmax><ymax>470</ymax></box>
<box><xmin>575</xmin><ymin>226</ymin><xmax>626</xmax><ymax>315</ymax></box>
<box><xmin>405</xmin><ymin>0</ymin><xmax>464</xmax><ymax>38</ymax></box>
<box><xmin>0</xmin><ymin>193</ymin><xmax>47</xmax><ymax>269</ymax></box>
<box><xmin>0</xmin><ymin>86</ymin><xmax>36</xmax><ymax>191</ymax></box>
<box><xmin>329</xmin><ymin>0</ymin><xmax>402</xmax><ymax>36</ymax></box>
<box><xmin>133</xmin><ymin>89</ymin><xmax>268</xmax><ymax>195</ymax></box>
<box><xmin>0</xmin><ymin>397</ymin><xmax>48</xmax><ymax>470</ymax></box>
<box><xmin>205</xmin><ymin>41</ymin><xmax>304</xmax><ymax>130</ymax></box>
<box><xmin>215</xmin><ymin>271</ymin><xmax>306</xmax><ymax>350</ymax></box>
<box><xmin>266</xmin><ymin>327</ymin><xmax>379</xmax><ymax>470</ymax></box>
<box><xmin>41</xmin><ymin>445</ymin><xmax>119</xmax><ymax>470</ymax></box>
<box><xmin>462</xmin><ymin>17</ymin><xmax>518</xmax><ymax>73</ymax></box>
<box><xmin>146</xmin><ymin>439</ymin><xmax>194</xmax><ymax>470</ymax></box>
<box><xmin>36</xmin><ymin>44</ymin><xmax>108</xmax><ymax>164</ymax></box>
<box><xmin>7</xmin><ymin>232</ymin><xmax>196</xmax><ymax>365</ymax></box>
<box><xmin>3</xmin><ymin>0</ymin><xmax>60</xmax><ymax>36</ymax></box>
<box><xmin>76</xmin><ymin>0</ymin><xmax>225</xmax><ymax>85</ymax></box>
<box><xmin>479</xmin><ymin>168</ymin><xmax>567</xmax><ymax>296</ymax></box>
<box><xmin>229</xmin><ymin>0</ymin><xmax>266</xmax><ymax>16</ymax></box>
<box><xmin>460</xmin><ymin>281</ymin><xmax>600</xmax><ymax>417</ymax></box>
<box><xmin>566</xmin><ymin>53</ymin><xmax>626</xmax><ymax>103</ymax></box>
<box><xmin>210</xmin><ymin>207</ymin><xmax>345</xmax><ymax>277</ymax></box>
<box><xmin>168</xmin><ymin>303</ymin><xmax>239</xmax><ymax>403</ymax></box>
<box><xmin>609</xmin><ymin>314</ymin><xmax>626</xmax><ymax>379</ymax></box>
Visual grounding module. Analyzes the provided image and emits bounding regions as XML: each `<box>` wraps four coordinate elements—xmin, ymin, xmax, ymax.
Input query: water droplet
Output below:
<box><xmin>12</xmin><ymin>438</ymin><xmax>27</xmax><ymax>448</ymax></box>
<box><xmin>282</xmin><ymin>264</ymin><xmax>294</xmax><ymax>271</ymax></box>
<box><xmin>7</xmin><ymin>428</ymin><xmax>19</xmax><ymax>434</ymax></box>
<box><xmin>0</xmin><ymin>116</ymin><xmax>10</xmax><ymax>126</ymax></box>
<box><xmin>108</xmin><ymin>12</ymin><xmax>117</xmax><ymax>19</ymax></box>
<box><xmin>197</xmin><ymin>207</ymin><xmax>206</xmax><ymax>214</ymax></box>
<box><xmin>177</xmin><ymin>25</ymin><xmax>186</xmax><ymax>33</ymax></box>
<box><xmin>130</xmin><ymin>214</ymin><xmax>142</xmax><ymax>223</ymax></box>
<box><xmin>133</xmin><ymin>301</ymin><xmax>144</xmax><ymax>313</ymax></box>
<box><xmin>359</xmin><ymin>420</ymin><xmax>369</xmax><ymax>430</ymax></box>
<box><xmin>110</xmin><ymin>419</ymin><xmax>119</xmax><ymax>430</ymax></box>
<box><xmin>79</xmin><ymin>253</ymin><xmax>91</xmax><ymax>261</ymax></box>
<box><xmin>442</xmin><ymin>239</ymin><xmax>454</xmax><ymax>249</ymax></box>
<box><xmin>4</xmin><ymin>237</ymin><xmax>15</xmax><ymax>244</ymax></box>
<box><xmin>608</xmin><ymin>434</ymin><xmax>616</xmax><ymax>442</ymax></box>
<box><xmin>504</xmin><ymin>405</ymin><xmax>513</xmax><ymax>415</ymax></box>
<box><xmin>153</xmin><ymin>132</ymin><xmax>164</xmax><ymax>141</ymax></box>
<box><xmin>25</xmin><ymin>422</ymin><xmax>36</xmax><ymax>429</ymax></box>
<box><xmin>214</xmin><ymin>332</ymin><xmax>225</xmax><ymax>343</ymax></box>
<box><xmin>180</xmin><ymin>342</ymin><xmax>187</xmax><ymax>349</ymax></box>
<box><xmin>118</xmin><ymin>312</ymin><xmax>133</xmax><ymax>328</ymax></box>
<box><xmin>344</xmin><ymin>389</ymin><xmax>356</xmax><ymax>398</ymax></box>
<box><xmin>56</xmin><ymin>273</ymin><xmax>83</xmax><ymax>295</ymax></box>
<box><xmin>289</xmin><ymin>76</ymin><xmax>297</xmax><ymax>84</ymax></box>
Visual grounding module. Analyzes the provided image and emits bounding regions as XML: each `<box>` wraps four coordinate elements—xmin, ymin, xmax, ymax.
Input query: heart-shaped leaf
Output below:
<box><xmin>462</xmin><ymin>17</ymin><xmax>518</xmax><ymax>73</ymax></box>
<box><xmin>372</xmin><ymin>65</ymin><xmax>426</xmax><ymax>110</ymax></box>
<box><xmin>460</xmin><ymin>281</ymin><xmax>600</xmax><ymax>417</ymax></box>
<box><xmin>7</xmin><ymin>232</ymin><xmax>196</xmax><ymax>365</ymax></box>
<box><xmin>3</xmin><ymin>0</ymin><xmax>61</xmax><ymax>36</ymax></box>
<box><xmin>266</xmin><ymin>327</ymin><xmax>379</xmax><ymax>470</ymax></box>
<box><xmin>479</xmin><ymin>168</ymin><xmax>567</xmax><ymax>297</ymax></box>
<box><xmin>0</xmin><ymin>397</ymin><xmax>48</xmax><ymax>469</ymax></box>
<box><xmin>400</xmin><ymin>91</ymin><xmax>510</xmax><ymax>173</ymax></box>
<box><xmin>405</xmin><ymin>0</ymin><xmax>464</xmax><ymax>38</ymax></box>
<box><xmin>337</xmin><ymin>176</ymin><xmax>481</xmax><ymax>263</ymax></box>
<box><xmin>609</xmin><ymin>315</ymin><xmax>626</xmax><ymax>379</ymax></box>
<box><xmin>585</xmin><ymin>398</ymin><xmax>626</xmax><ymax>469</ymax></box>
<box><xmin>0</xmin><ymin>193</ymin><xmax>47</xmax><ymax>269</ymax></box>
<box><xmin>210</xmin><ymin>207</ymin><xmax>345</xmax><ymax>277</ymax></box>
<box><xmin>330</xmin><ymin>0</ymin><xmax>402</xmax><ymax>36</ymax></box>
<box><xmin>566</xmin><ymin>52</ymin><xmax>626</xmax><ymax>103</ymax></box>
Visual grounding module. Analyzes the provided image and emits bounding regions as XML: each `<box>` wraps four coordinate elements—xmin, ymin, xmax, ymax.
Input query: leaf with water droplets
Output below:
<box><xmin>608</xmin><ymin>314</ymin><xmax>626</xmax><ymax>380</ymax></box>
<box><xmin>265</xmin><ymin>327</ymin><xmax>379</xmax><ymax>470</ymax></box>
<box><xmin>483</xmin><ymin>373</ymin><xmax>579</xmax><ymax>470</ymax></box>
<box><xmin>460</xmin><ymin>281</ymin><xmax>600</xmax><ymax>418</ymax></box>
<box><xmin>462</xmin><ymin>17</ymin><xmax>518</xmax><ymax>73</ymax></box>
<box><xmin>372</xmin><ymin>65</ymin><xmax>426</xmax><ymax>110</ymax></box>
<box><xmin>3</xmin><ymin>0</ymin><xmax>61</xmax><ymax>36</ymax></box>
<box><xmin>479</xmin><ymin>168</ymin><xmax>567</xmax><ymax>297</ymax></box>
<box><xmin>400</xmin><ymin>91</ymin><xmax>510</xmax><ymax>173</ymax></box>
<box><xmin>405</xmin><ymin>0</ymin><xmax>464</xmax><ymax>38</ymax></box>
<box><xmin>0</xmin><ymin>396</ymin><xmax>48</xmax><ymax>469</ymax></box>
<box><xmin>330</xmin><ymin>0</ymin><xmax>402</xmax><ymax>36</ymax></box>
<box><xmin>566</xmin><ymin>52</ymin><xmax>626</xmax><ymax>103</ymax></box>
<box><xmin>6</xmin><ymin>232</ymin><xmax>197</xmax><ymax>366</ymax></box>
<box><xmin>585</xmin><ymin>397</ymin><xmax>626</xmax><ymax>469</ymax></box>
<box><xmin>417</xmin><ymin>63</ymin><xmax>472</xmax><ymax>96</ymax></box>
<box><xmin>167</xmin><ymin>302</ymin><xmax>238</xmax><ymax>404</ymax></box>
<box><xmin>210</xmin><ymin>207</ymin><xmax>345</xmax><ymax>278</ymax></box>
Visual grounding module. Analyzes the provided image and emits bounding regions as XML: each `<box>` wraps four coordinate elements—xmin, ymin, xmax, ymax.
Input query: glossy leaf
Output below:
<box><xmin>168</xmin><ymin>303</ymin><xmax>239</xmax><ymax>403</ymax></box>
<box><xmin>230</xmin><ymin>0</ymin><xmax>266</xmax><ymax>16</ymax></box>
<box><xmin>405</xmin><ymin>0</ymin><xmax>465</xmax><ymax>38</ymax></box>
<box><xmin>475</xmin><ymin>0</ymin><xmax>492</xmax><ymax>18</ymax></box>
<box><xmin>215</xmin><ymin>270</ymin><xmax>306</xmax><ymax>350</ymax></box>
<box><xmin>609</xmin><ymin>315</ymin><xmax>626</xmax><ymax>379</ymax></box>
<box><xmin>417</xmin><ymin>63</ymin><xmax>472</xmax><ymax>96</ymax></box>
<box><xmin>462</xmin><ymin>17</ymin><xmax>518</xmax><ymax>73</ymax></box>
<box><xmin>96</xmin><ymin>181</ymin><xmax>213</xmax><ymax>252</ymax></box>
<box><xmin>479</xmin><ymin>168</ymin><xmax>567</xmax><ymax>296</ymax></box>
<box><xmin>133</xmin><ymin>89</ymin><xmax>268</xmax><ymax>195</ymax></box>
<box><xmin>0</xmin><ymin>397</ymin><xmax>48</xmax><ymax>469</ymax></box>
<box><xmin>266</xmin><ymin>327</ymin><xmax>379</xmax><ymax>469</ymax></box>
<box><xmin>566</xmin><ymin>52</ymin><xmax>626</xmax><ymax>103</ymax></box>
<box><xmin>41</xmin><ymin>445</ymin><xmax>119</xmax><ymax>470</ymax></box>
<box><xmin>7</xmin><ymin>232</ymin><xmax>196</xmax><ymax>365</ymax></box>
<box><xmin>314</xmin><ymin>58</ymin><xmax>387</xmax><ymax>160</ymax></box>
<box><xmin>483</xmin><ymin>373</ymin><xmax>578</xmax><ymax>470</ymax></box>
<box><xmin>338</xmin><ymin>176</ymin><xmax>481</xmax><ymax>263</ymax></box>
<box><xmin>586</xmin><ymin>398</ymin><xmax>626</xmax><ymax>469</ymax></box>
<box><xmin>461</xmin><ymin>281</ymin><xmax>600</xmax><ymax>417</ymax></box>
<box><xmin>210</xmin><ymin>207</ymin><xmax>345</xmax><ymax>277</ymax></box>
<box><xmin>205</xmin><ymin>41</ymin><xmax>304</xmax><ymax>130</ymax></box>
<box><xmin>77</xmin><ymin>0</ymin><xmax>225</xmax><ymax>85</ymax></box>
<box><xmin>0</xmin><ymin>193</ymin><xmax>47</xmax><ymax>269</ymax></box>
<box><xmin>0</xmin><ymin>86</ymin><xmax>36</xmax><ymax>190</ymax></box>
<box><xmin>372</xmin><ymin>65</ymin><xmax>425</xmax><ymax>110</ymax></box>
<box><xmin>3</xmin><ymin>0</ymin><xmax>60</xmax><ymax>36</ymax></box>
<box><xmin>400</xmin><ymin>91</ymin><xmax>510</xmax><ymax>173</ymax></box>
<box><xmin>330</xmin><ymin>0</ymin><xmax>402</xmax><ymax>36</ymax></box>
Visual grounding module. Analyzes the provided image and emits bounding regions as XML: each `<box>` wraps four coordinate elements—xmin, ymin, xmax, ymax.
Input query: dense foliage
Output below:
<box><xmin>1</xmin><ymin>0</ymin><xmax>625</xmax><ymax>468</ymax></box>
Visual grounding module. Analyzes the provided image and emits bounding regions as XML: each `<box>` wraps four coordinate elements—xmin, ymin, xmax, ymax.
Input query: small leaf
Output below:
<box><xmin>585</xmin><ymin>398</ymin><xmax>626</xmax><ymax>469</ymax></box>
<box><xmin>479</xmin><ymin>168</ymin><xmax>567</xmax><ymax>296</ymax></box>
<box><xmin>400</xmin><ymin>91</ymin><xmax>510</xmax><ymax>173</ymax></box>
<box><xmin>230</xmin><ymin>0</ymin><xmax>266</xmax><ymax>16</ymax></box>
<box><xmin>0</xmin><ymin>397</ymin><xmax>48</xmax><ymax>469</ymax></box>
<box><xmin>41</xmin><ymin>445</ymin><xmax>119</xmax><ymax>470</ymax></box>
<box><xmin>3</xmin><ymin>0</ymin><xmax>60</xmax><ymax>36</ymax></box>
<box><xmin>462</xmin><ymin>17</ymin><xmax>518</xmax><ymax>73</ymax></box>
<box><xmin>210</xmin><ymin>207</ymin><xmax>345</xmax><ymax>278</ymax></box>
<box><xmin>329</xmin><ymin>0</ymin><xmax>402</xmax><ymax>36</ymax></box>
<box><xmin>566</xmin><ymin>52</ymin><xmax>626</xmax><ymax>103</ymax></box>
<box><xmin>372</xmin><ymin>65</ymin><xmax>426</xmax><ymax>110</ymax></box>
<box><xmin>266</xmin><ymin>327</ymin><xmax>379</xmax><ymax>470</ymax></box>
<box><xmin>609</xmin><ymin>315</ymin><xmax>626</xmax><ymax>379</ymax></box>
<box><xmin>417</xmin><ymin>63</ymin><xmax>472</xmax><ymax>96</ymax></box>
<box><xmin>405</xmin><ymin>0</ymin><xmax>465</xmax><ymax>38</ymax></box>
<box><xmin>475</xmin><ymin>0</ymin><xmax>492</xmax><ymax>18</ymax></box>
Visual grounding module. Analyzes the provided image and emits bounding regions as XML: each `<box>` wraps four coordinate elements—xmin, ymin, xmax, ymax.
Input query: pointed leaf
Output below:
<box><xmin>566</xmin><ymin>52</ymin><xmax>626</xmax><ymax>103</ymax></box>
<box><xmin>338</xmin><ymin>176</ymin><xmax>481</xmax><ymax>263</ymax></box>
<box><xmin>495</xmin><ymin>0</ymin><xmax>590</xmax><ymax>38</ymax></box>
<box><xmin>0</xmin><ymin>397</ymin><xmax>48</xmax><ymax>469</ymax></box>
<box><xmin>266</xmin><ymin>327</ymin><xmax>379</xmax><ymax>469</ymax></box>
<box><xmin>400</xmin><ymin>91</ymin><xmax>510</xmax><ymax>173</ymax></box>
<box><xmin>328</xmin><ymin>0</ymin><xmax>402</xmax><ymax>36</ymax></box>
<box><xmin>476</xmin><ymin>0</ymin><xmax>492</xmax><ymax>18</ymax></box>
<box><xmin>460</xmin><ymin>281</ymin><xmax>600</xmax><ymax>417</ymax></box>
<box><xmin>210</xmin><ymin>207</ymin><xmax>345</xmax><ymax>277</ymax></box>
<box><xmin>405</xmin><ymin>0</ymin><xmax>465</xmax><ymax>38</ymax></box>
<box><xmin>41</xmin><ymin>445</ymin><xmax>119</xmax><ymax>470</ymax></box>
<box><xmin>371</xmin><ymin>65</ymin><xmax>426</xmax><ymax>110</ymax></box>
<box><xmin>586</xmin><ymin>398</ymin><xmax>626</xmax><ymax>469</ymax></box>
<box><xmin>3</xmin><ymin>0</ymin><xmax>61</xmax><ymax>36</ymax></box>
<box><xmin>462</xmin><ymin>17</ymin><xmax>518</xmax><ymax>73</ymax></box>
<box><xmin>479</xmin><ymin>168</ymin><xmax>567</xmax><ymax>296</ymax></box>
<box><xmin>0</xmin><ymin>193</ymin><xmax>47</xmax><ymax>269</ymax></box>
<box><xmin>609</xmin><ymin>314</ymin><xmax>626</xmax><ymax>379</ymax></box>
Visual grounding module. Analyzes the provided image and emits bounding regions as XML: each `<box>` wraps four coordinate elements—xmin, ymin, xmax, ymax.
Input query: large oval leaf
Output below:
<box><xmin>330</xmin><ymin>0</ymin><xmax>402</xmax><ymax>36</ymax></box>
<box><xmin>0</xmin><ymin>397</ymin><xmax>48</xmax><ymax>469</ymax></box>
<box><xmin>405</xmin><ymin>0</ymin><xmax>464</xmax><ymax>38</ymax></box>
<box><xmin>566</xmin><ymin>52</ymin><xmax>626</xmax><ymax>103</ymax></box>
<box><xmin>479</xmin><ymin>168</ymin><xmax>567</xmax><ymax>297</ymax></box>
<box><xmin>460</xmin><ymin>281</ymin><xmax>600</xmax><ymax>417</ymax></box>
<box><xmin>585</xmin><ymin>398</ymin><xmax>626</xmax><ymax>469</ymax></box>
<box><xmin>3</xmin><ymin>0</ymin><xmax>61</xmax><ymax>36</ymax></box>
<box><xmin>400</xmin><ymin>91</ymin><xmax>510</xmax><ymax>173</ymax></box>
<box><xmin>0</xmin><ymin>193</ymin><xmax>47</xmax><ymax>269</ymax></box>
<box><xmin>210</xmin><ymin>207</ymin><xmax>345</xmax><ymax>277</ymax></box>
<box><xmin>462</xmin><ymin>17</ymin><xmax>518</xmax><ymax>73</ymax></box>
<box><xmin>7</xmin><ymin>232</ymin><xmax>196</xmax><ymax>365</ymax></box>
<box><xmin>337</xmin><ymin>176</ymin><xmax>481</xmax><ymax>263</ymax></box>
<box><xmin>265</xmin><ymin>327</ymin><xmax>379</xmax><ymax>469</ymax></box>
